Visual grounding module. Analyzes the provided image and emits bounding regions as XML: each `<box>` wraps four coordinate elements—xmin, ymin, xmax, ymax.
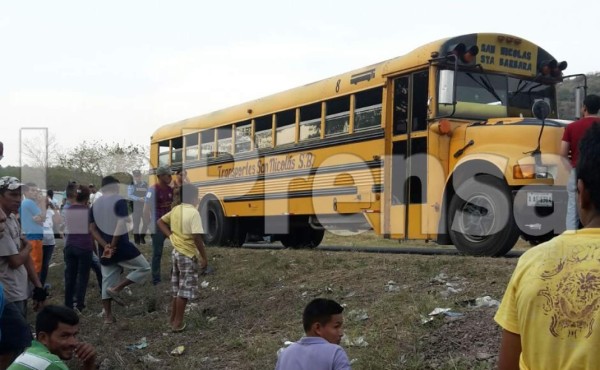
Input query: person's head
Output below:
<box><xmin>88</xmin><ymin>184</ymin><xmax>97</xmax><ymax>194</ymax></box>
<box><xmin>101</xmin><ymin>175</ymin><xmax>120</xmax><ymax>194</ymax></box>
<box><xmin>65</xmin><ymin>181</ymin><xmax>78</xmax><ymax>201</ymax></box>
<box><xmin>132</xmin><ymin>169</ymin><xmax>142</xmax><ymax>182</ymax></box>
<box><xmin>576</xmin><ymin>122</ymin><xmax>600</xmax><ymax>226</ymax></box>
<box><xmin>156</xmin><ymin>165</ymin><xmax>172</xmax><ymax>186</ymax></box>
<box><xmin>302</xmin><ymin>298</ymin><xmax>345</xmax><ymax>344</ymax></box>
<box><xmin>47</xmin><ymin>189</ymin><xmax>54</xmax><ymax>199</ymax></box>
<box><xmin>583</xmin><ymin>94</ymin><xmax>600</xmax><ymax>116</ymax></box>
<box><xmin>0</xmin><ymin>176</ymin><xmax>24</xmax><ymax>214</ymax></box>
<box><xmin>22</xmin><ymin>182</ymin><xmax>38</xmax><ymax>200</ymax></box>
<box><xmin>180</xmin><ymin>183</ymin><xmax>199</xmax><ymax>206</ymax></box>
<box><xmin>35</xmin><ymin>305</ymin><xmax>80</xmax><ymax>361</ymax></box>
<box><xmin>74</xmin><ymin>185</ymin><xmax>90</xmax><ymax>205</ymax></box>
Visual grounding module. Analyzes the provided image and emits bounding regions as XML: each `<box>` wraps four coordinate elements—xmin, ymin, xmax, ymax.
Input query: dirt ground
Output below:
<box><xmin>37</xmin><ymin>235</ymin><xmax>520</xmax><ymax>370</ymax></box>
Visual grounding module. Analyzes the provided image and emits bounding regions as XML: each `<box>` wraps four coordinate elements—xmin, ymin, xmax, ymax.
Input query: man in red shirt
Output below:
<box><xmin>143</xmin><ymin>166</ymin><xmax>173</xmax><ymax>285</ymax></box>
<box><xmin>561</xmin><ymin>94</ymin><xmax>600</xmax><ymax>230</ymax></box>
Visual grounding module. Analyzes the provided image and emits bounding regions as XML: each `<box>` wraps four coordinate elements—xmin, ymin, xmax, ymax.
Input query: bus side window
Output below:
<box><xmin>217</xmin><ymin>126</ymin><xmax>233</xmax><ymax>156</ymax></box>
<box><xmin>158</xmin><ymin>140</ymin><xmax>170</xmax><ymax>166</ymax></box>
<box><xmin>276</xmin><ymin>109</ymin><xmax>295</xmax><ymax>146</ymax></box>
<box><xmin>325</xmin><ymin>96</ymin><xmax>350</xmax><ymax>137</ymax></box>
<box><xmin>235</xmin><ymin>121</ymin><xmax>252</xmax><ymax>153</ymax></box>
<box><xmin>200</xmin><ymin>130</ymin><xmax>215</xmax><ymax>158</ymax></box>
<box><xmin>184</xmin><ymin>133</ymin><xmax>199</xmax><ymax>162</ymax></box>
<box><xmin>255</xmin><ymin>116</ymin><xmax>273</xmax><ymax>149</ymax></box>
<box><xmin>171</xmin><ymin>137</ymin><xmax>183</xmax><ymax>165</ymax></box>
<box><xmin>354</xmin><ymin>87</ymin><xmax>383</xmax><ymax>132</ymax></box>
<box><xmin>299</xmin><ymin>103</ymin><xmax>321</xmax><ymax>141</ymax></box>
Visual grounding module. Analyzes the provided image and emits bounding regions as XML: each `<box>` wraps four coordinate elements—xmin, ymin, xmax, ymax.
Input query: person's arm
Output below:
<box><xmin>74</xmin><ymin>342</ymin><xmax>96</xmax><ymax>370</ymax></box>
<box><xmin>110</xmin><ymin>218</ymin><xmax>128</xmax><ymax>248</ymax></box>
<box><xmin>128</xmin><ymin>184</ymin><xmax>141</xmax><ymax>202</ymax></box>
<box><xmin>5</xmin><ymin>237</ymin><xmax>32</xmax><ymax>269</ymax></box>
<box><xmin>157</xmin><ymin>218</ymin><xmax>172</xmax><ymax>237</ymax></box>
<box><xmin>89</xmin><ymin>222</ymin><xmax>109</xmax><ymax>249</ymax></box>
<box><xmin>193</xmin><ymin>234</ymin><xmax>208</xmax><ymax>270</ymax></box>
<box><xmin>498</xmin><ymin>329</ymin><xmax>521</xmax><ymax>370</ymax></box>
<box><xmin>143</xmin><ymin>189</ymin><xmax>153</xmax><ymax>225</ymax></box>
<box><xmin>560</xmin><ymin>140</ymin><xmax>570</xmax><ymax>162</ymax></box>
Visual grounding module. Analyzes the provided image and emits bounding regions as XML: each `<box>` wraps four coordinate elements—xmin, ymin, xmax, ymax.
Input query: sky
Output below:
<box><xmin>1</xmin><ymin>0</ymin><xmax>598</xmax><ymax>167</ymax></box>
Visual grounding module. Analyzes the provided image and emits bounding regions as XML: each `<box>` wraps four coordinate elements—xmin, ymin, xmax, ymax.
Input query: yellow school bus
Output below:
<box><xmin>150</xmin><ymin>32</ymin><xmax>581</xmax><ymax>256</ymax></box>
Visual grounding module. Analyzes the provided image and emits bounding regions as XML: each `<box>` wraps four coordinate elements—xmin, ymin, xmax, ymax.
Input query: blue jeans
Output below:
<box><xmin>151</xmin><ymin>228</ymin><xmax>167</xmax><ymax>285</ymax></box>
<box><xmin>566</xmin><ymin>169</ymin><xmax>579</xmax><ymax>230</ymax></box>
<box><xmin>40</xmin><ymin>244</ymin><xmax>55</xmax><ymax>286</ymax></box>
<box><xmin>64</xmin><ymin>247</ymin><xmax>93</xmax><ymax>310</ymax></box>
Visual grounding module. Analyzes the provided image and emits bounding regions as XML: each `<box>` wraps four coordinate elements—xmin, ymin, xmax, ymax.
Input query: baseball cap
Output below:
<box><xmin>0</xmin><ymin>176</ymin><xmax>24</xmax><ymax>191</ymax></box>
<box><xmin>156</xmin><ymin>166</ymin><xmax>172</xmax><ymax>176</ymax></box>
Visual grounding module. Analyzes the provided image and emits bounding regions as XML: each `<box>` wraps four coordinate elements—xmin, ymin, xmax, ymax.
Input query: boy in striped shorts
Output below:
<box><xmin>157</xmin><ymin>183</ymin><xmax>208</xmax><ymax>332</ymax></box>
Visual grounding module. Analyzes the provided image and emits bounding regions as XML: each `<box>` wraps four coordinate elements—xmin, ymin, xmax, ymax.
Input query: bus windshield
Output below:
<box><xmin>439</xmin><ymin>70</ymin><xmax>556</xmax><ymax>119</ymax></box>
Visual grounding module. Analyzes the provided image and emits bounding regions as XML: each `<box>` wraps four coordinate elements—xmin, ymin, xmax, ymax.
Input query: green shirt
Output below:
<box><xmin>8</xmin><ymin>340</ymin><xmax>68</xmax><ymax>370</ymax></box>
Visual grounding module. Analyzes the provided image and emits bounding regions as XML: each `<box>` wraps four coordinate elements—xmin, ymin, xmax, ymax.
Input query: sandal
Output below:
<box><xmin>172</xmin><ymin>322</ymin><xmax>187</xmax><ymax>333</ymax></box>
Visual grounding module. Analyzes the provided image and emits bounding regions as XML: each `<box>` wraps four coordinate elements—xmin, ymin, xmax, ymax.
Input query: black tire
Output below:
<box><xmin>448</xmin><ymin>175</ymin><xmax>519</xmax><ymax>256</ymax></box>
<box><xmin>200</xmin><ymin>200</ymin><xmax>232</xmax><ymax>246</ymax></box>
<box><xmin>229</xmin><ymin>219</ymin><xmax>247</xmax><ymax>248</ymax></box>
<box><xmin>280</xmin><ymin>225</ymin><xmax>324</xmax><ymax>249</ymax></box>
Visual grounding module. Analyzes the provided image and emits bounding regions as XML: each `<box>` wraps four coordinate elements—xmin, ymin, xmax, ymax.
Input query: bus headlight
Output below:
<box><xmin>513</xmin><ymin>164</ymin><xmax>556</xmax><ymax>179</ymax></box>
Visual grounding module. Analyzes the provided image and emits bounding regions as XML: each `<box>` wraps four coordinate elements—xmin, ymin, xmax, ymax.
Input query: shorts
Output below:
<box><xmin>0</xmin><ymin>301</ymin><xmax>32</xmax><ymax>354</ymax></box>
<box><xmin>171</xmin><ymin>249</ymin><xmax>199</xmax><ymax>300</ymax></box>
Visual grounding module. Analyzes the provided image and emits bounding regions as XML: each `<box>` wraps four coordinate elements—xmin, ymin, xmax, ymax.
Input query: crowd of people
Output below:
<box><xmin>0</xmin><ymin>156</ymin><xmax>206</xmax><ymax>369</ymax></box>
<box><xmin>0</xmin><ymin>94</ymin><xmax>599</xmax><ymax>369</ymax></box>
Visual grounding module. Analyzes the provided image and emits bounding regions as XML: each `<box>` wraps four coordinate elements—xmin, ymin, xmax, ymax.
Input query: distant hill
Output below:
<box><xmin>557</xmin><ymin>72</ymin><xmax>600</xmax><ymax>119</ymax></box>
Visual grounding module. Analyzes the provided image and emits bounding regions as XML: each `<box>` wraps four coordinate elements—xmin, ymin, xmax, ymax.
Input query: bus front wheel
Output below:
<box><xmin>447</xmin><ymin>175</ymin><xmax>519</xmax><ymax>256</ymax></box>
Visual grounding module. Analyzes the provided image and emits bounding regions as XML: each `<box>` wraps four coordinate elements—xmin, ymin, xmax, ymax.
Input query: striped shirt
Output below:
<box><xmin>7</xmin><ymin>340</ymin><xmax>68</xmax><ymax>370</ymax></box>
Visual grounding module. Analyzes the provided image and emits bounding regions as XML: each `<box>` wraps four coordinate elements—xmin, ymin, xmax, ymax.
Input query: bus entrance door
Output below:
<box><xmin>388</xmin><ymin>71</ymin><xmax>429</xmax><ymax>241</ymax></box>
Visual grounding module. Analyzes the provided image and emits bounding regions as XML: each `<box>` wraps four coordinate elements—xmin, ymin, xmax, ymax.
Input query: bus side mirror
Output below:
<box><xmin>575</xmin><ymin>87</ymin><xmax>584</xmax><ymax>119</ymax></box>
<box><xmin>438</xmin><ymin>70</ymin><xmax>455</xmax><ymax>105</ymax></box>
<box><xmin>532</xmin><ymin>99</ymin><xmax>550</xmax><ymax>120</ymax></box>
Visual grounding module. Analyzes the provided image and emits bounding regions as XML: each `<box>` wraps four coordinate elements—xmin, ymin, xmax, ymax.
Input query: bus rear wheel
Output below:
<box><xmin>201</xmin><ymin>199</ymin><xmax>232</xmax><ymax>247</ymax></box>
<box><xmin>280</xmin><ymin>225</ymin><xmax>324</xmax><ymax>249</ymax></box>
<box><xmin>448</xmin><ymin>175</ymin><xmax>519</xmax><ymax>256</ymax></box>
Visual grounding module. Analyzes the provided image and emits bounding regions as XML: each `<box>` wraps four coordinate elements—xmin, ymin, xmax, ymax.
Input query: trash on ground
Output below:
<box><xmin>170</xmin><ymin>345</ymin><xmax>185</xmax><ymax>356</ymax></box>
<box><xmin>432</xmin><ymin>273</ymin><xmax>448</xmax><ymax>284</ymax></box>
<box><xmin>342</xmin><ymin>335</ymin><xmax>369</xmax><ymax>347</ymax></box>
<box><xmin>421</xmin><ymin>315</ymin><xmax>434</xmax><ymax>324</ymax></box>
<box><xmin>345</xmin><ymin>291</ymin><xmax>356</xmax><ymax>298</ymax></box>
<box><xmin>185</xmin><ymin>302</ymin><xmax>198</xmax><ymax>313</ymax></box>
<box><xmin>348</xmin><ymin>309</ymin><xmax>369</xmax><ymax>322</ymax></box>
<box><xmin>276</xmin><ymin>340</ymin><xmax>294</xmax><ymax>357</ymax></box>
<box><xmin>428</xmin><ymin>307</ymin><xmax>451</xmax><ymax>316</ymax></box>
<box><xmin>49</xmin><ymin>262</ymin><xmax>62</xmax><ymax>268</ymax></box>
<box><xmin>126</xmin><ymin>337</ymin><xmax>148</xmax><ymax>351</ymax></box>
<box><xmin>350</xmin><ymin>358</ymin><xmax>359</xmax><ymax>365</ymax></box>
<box><xmin>200</xmin><ymin>281</ymin><xmax>210</xmax><ymax>288</ymax></box>
<box><xmin>207</xmin><ymin>316</ymin><xmax>217</xmax><ymax>323</ymax></box>
<box><xmin>139</xmin><ymin>354</ymin><xmax>162</xmax><ymax>364</ymax></box>
<box><xmin>474</xmin><ymin>296</ymin><xmax>500</xmax><ymax>308</ymax></box>
<box><xmin>124</xmin><ymin>286</ymin><xmax>133</xmax><ymax>296</ymax></box>
<box><xmin>384</xmin><ymin>281</ymin><xmax>400</xmax><ymax>292</ymax></box>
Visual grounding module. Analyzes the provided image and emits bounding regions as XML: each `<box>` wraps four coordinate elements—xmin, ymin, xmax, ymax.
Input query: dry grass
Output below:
<box><xmin>40</xmin><ymin>234</ymin><xmax>520</xmax><ymax>370</ymax></box>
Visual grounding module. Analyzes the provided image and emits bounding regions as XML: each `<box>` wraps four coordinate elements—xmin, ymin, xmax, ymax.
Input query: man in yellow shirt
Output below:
<box><xmin>495</xmin><ymin>122</ymin><xmax>600</xmax><ymax>370</ymax></box>
<box><xmin>157</xmin><ymin>183</ymin><xmax>207</xmax><ymax>332</ymax></box>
